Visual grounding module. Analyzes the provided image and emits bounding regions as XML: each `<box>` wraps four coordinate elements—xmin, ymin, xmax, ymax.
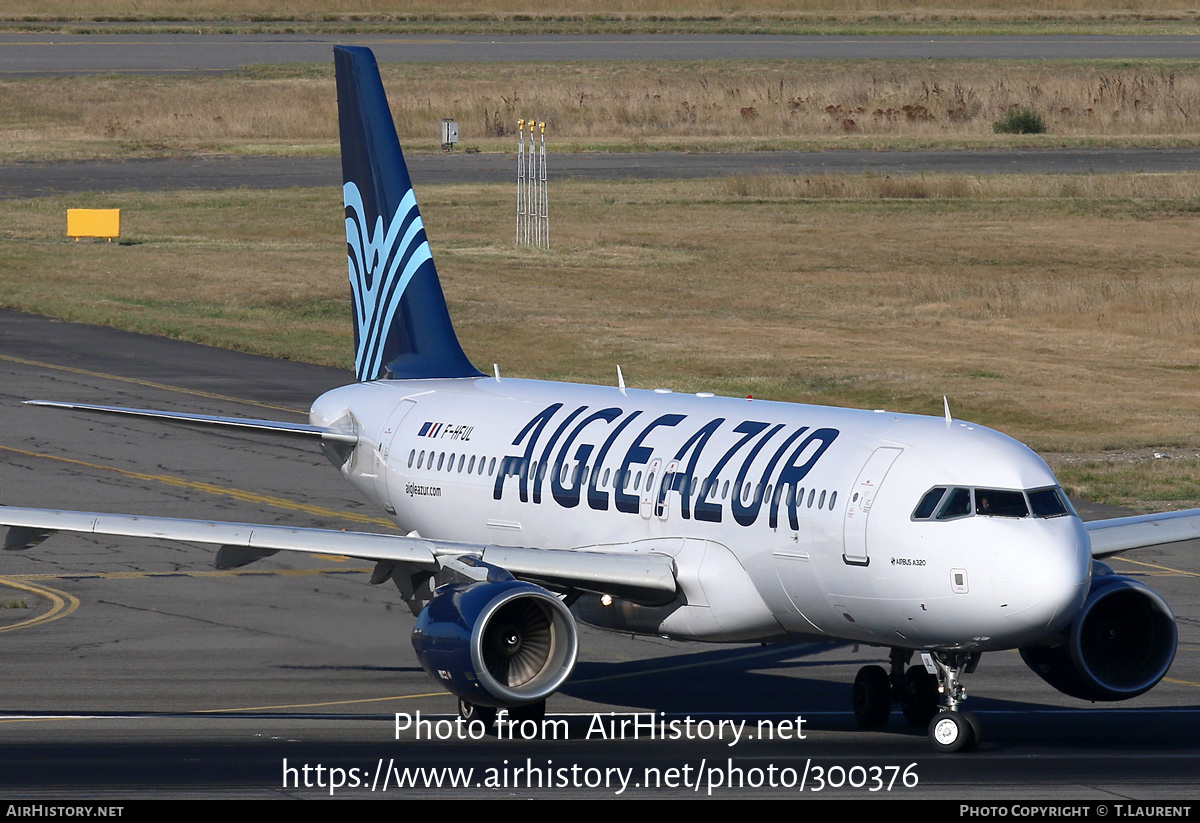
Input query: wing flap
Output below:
<box><xmin>1085</xmin><ymin>507</ymin><xmax>1200</xmax><ymax>557</ymax></box>
<box><xmin>480</xmin><ymin>545</ymin><xmax>677</xmax><ymax>605</ymax></box>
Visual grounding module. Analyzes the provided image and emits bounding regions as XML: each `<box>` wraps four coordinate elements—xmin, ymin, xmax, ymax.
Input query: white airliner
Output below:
<box><xmin>1</xmin><ymin>46</ymin><xmax>1189</xmax><ymax>753</ymax></box>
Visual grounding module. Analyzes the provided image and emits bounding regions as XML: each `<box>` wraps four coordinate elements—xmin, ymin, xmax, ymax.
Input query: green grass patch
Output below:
<box><xmin>1054</xmin><ymin>457</ymin><xmax>1200</xmax><ymax>511</ymax></box>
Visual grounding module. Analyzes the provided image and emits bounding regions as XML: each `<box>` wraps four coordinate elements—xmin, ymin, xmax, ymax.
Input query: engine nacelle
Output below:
<box><xmin>1020</xmin><ymin>563</ymin><xmax>1176</xmax><ymax>701</ymax></box>
<box><xmin>411</xmin><ymin>578</ymin><xmax>578</xmax><ymax>708</ymax></box>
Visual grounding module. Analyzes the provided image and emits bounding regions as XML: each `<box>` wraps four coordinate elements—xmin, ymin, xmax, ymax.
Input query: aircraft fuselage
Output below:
<box><xmin>311</xmin><ymin>377</ymin><xmax>1092</xmax><ymax>654</ymax></box>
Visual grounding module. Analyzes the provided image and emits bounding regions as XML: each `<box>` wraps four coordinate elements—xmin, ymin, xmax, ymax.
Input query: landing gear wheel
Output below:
<box><xmin>507</xmin><ymin>699</ymin><xmax>547</xmax><ymax>725</ymax></box>
<box><xmin>902</xmin><ymin>665</ymin><xmax>940</xmax><ymax>728</ymax></box>
<box><xmin>928</xmin><ymin>711</ymin><xmax>976</xmax><ymax>753</ymax></box>
<box><xmin>961</xmin><ymin>711</ymin><xmax>982</xmax><ymax>751</ymax></box>
<box><xmin>853</xmin><ymin>665</ymin><xmax>892</xmax><ymax>728</ymax></box>
<box><xmin>458</xmin><ymin>698</ymin><xmax>497</xmax><ymax>732</ymax></box>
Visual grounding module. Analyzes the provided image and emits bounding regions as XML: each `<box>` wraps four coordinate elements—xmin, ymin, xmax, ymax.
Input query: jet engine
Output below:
<box><xmin>411</xmin><ymin>575</ymin><xmax>578</xmax><ymax>708</ymax></box>
<box><xmin>1020</xmin><ymin>562</ymin><xmax>1176</xmax><ymax>701</ymax></box>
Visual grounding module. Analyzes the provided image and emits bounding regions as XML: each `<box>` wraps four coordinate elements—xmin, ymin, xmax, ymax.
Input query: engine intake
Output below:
<box><xmin>1020</xmin><ymin>565</ymin><xmax>1176</xmax><ymax>701</ymax></box>
<box><xmin>411</xmin><ymin>578</ymin><xmax>578</xmax><ymax>708</ymax></box>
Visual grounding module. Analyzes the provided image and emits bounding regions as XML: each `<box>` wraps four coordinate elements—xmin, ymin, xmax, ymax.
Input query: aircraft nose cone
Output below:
<box><xmin>992</xmin><ymin>527</ymin><xmax>1090</xmax><ymax>638</ymax></box>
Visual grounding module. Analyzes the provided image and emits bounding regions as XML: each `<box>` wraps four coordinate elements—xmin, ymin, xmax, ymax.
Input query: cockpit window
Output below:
<box><xmin>975</xmin><ymin>488</ymin><xmax>1029</xmax><ymax>518</ymax></box>
<box><xmin>1028</xmin><ymin>487</ymin><xmax>1069</xmax><ymax>518</ymax></box>
<box><xmin>918</xmin><ymin>484</ymin><xmax>1071</xmax><ymax>522</ymax></box>
<box><xmin>936</xmin><ymin>487</ymin><xmax>972</xmax><ymax>520</ymax></box>
<box><xmin>912</xmin><ymin>487</ymin><xmax>947</xmax><ymax>519</ymax></box>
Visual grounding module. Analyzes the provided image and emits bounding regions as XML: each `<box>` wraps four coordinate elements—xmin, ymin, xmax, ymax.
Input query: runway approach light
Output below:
<box><xmin>67</xmin><ymin>209</ymin><xmax>120</xmax><ymax>242</ymax></box>
<box><xmin>516</xmin><ymin>119</ymin><xmax>549</xmax><ymax>248</ymax></box>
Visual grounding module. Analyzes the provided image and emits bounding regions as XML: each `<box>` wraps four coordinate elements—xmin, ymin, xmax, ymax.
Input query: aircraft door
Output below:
<box><xmin>640</xmin><ymin>458</ymin><xmax>663</xmax><ymax>520</ymax></box>
<box><xmin>375</xmin><ymin>399</ymin><xmax>416</xmax><ymax>512</ymax></box>
<box><xmin>842</xmin><ymin>446</ymin><xmax>902</xmax><ymax>566</ymax></box>
<box><xmin>655</xmin><ymin>459</ymin><xmax>679</xmax><ymax>521</ymax></box>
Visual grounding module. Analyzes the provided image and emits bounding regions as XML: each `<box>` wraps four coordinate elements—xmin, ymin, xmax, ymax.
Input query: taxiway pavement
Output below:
<box><xmin>0</xmin><ymin>310</ymin><xmax>1195</xmax><ymax>799</ymax></box>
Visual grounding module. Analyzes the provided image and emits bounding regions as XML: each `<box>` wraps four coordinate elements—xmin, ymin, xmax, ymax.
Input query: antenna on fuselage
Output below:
<box><xmin>943</xmin><ymin>395</ymin><xmax>952</xmax><ymax>428</ymax></box>
<box><xmin>494</xmin><ymin>363</ymin><xmax>501</xmax><ymax>381</ymax></box>
<box><xmin>617</xmin><ymin>365</ymin><xmax>626</xmax><ymax>394</ymax></box>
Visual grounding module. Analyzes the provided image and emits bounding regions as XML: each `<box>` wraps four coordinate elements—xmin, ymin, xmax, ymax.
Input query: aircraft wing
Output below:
<box><xmin>1085</xmin><ymin>507</ymin><xmax>1200</xmax><ymax>557</ymax></box>
<box><xmin>0</xmin><ymin>505</ymin><xmax>677</xmax><ymax>605</ymax></box>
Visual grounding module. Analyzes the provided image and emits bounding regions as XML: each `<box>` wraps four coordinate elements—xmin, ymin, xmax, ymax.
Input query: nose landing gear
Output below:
<box><xmin>851</xmin><ymin>648</ymin><xmax>982</xmax><ymax>752</ymax></box>
<box><xmin>923</xmin><ymin>651</ymin><xmax>981</xmax><ymax>753</ymax></box>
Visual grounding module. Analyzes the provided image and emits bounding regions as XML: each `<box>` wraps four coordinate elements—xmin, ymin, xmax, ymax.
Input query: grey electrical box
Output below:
<box><xmin>441</xmin><ymin>118</ymin><xmax>459</xmax><ymax>151</ymax></box>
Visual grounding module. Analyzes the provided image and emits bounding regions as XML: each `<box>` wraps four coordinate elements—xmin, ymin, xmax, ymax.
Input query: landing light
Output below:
<box><xmin>601</xmin><ymin>594</ymin><xmax>614</xmax><ymax>606</ymax></box>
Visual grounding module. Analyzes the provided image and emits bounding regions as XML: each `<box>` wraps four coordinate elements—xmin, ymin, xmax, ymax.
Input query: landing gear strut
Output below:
<box><xmin>458</xmin><ymin>698</ymin><xmax>548</xmax><ymax>733</ymax></box>
<box><xmin>850</xmin><ymin>648</ymin><xmax>982</xmax><ymax>752</ymax></box>
<box><xmin>923</xmin><ymin>651</ymin><xmax>982</xmax><ymax>753</ymax></box>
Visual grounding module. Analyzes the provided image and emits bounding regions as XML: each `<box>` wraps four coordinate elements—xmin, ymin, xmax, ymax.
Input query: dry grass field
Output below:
<box><xmin>4</xmin><ymin>61</ymin><xmax>1200</xmax><ymax>162</ymax></box>
<box><xmin>2</xmin><ymin>0</ymin><xmax>1199</xmax><ymax>32</ymax></box>
<box><xmin>2</xmin><ymin>174</ymin><xmax>1200</xmax><ymax>508</ymax></box>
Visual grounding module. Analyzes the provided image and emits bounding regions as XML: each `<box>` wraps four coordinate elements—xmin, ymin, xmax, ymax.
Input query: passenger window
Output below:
<box><xmin>819</xmin><ymin>490</ymin><xmax>827</xmax><ymax>508</ymax></box>
<box><xmin>828</xmin><ymin>490</ymin><xmax>837</xmax><ymax>511</ymax></box>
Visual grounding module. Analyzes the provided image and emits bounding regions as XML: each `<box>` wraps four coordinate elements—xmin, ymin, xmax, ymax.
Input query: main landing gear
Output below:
<box><xmin>852</xmin><ymin>648</ymin><xmax>982</xmax><ymax>753</ymax></box>
<box><xmin>457</xmin><ymin>698</ymin><xmax>547</xmax><ymax>733</ymax></box>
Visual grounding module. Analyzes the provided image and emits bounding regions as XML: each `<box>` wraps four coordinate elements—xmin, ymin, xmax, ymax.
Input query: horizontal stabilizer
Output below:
<box><xmin>25</xmin><ymin>400</ymin><xmax>357</xmax><ymax>444</ymax></box>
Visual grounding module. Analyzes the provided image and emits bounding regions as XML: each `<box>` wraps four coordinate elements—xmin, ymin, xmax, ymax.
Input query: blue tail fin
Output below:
<box><xmin>334</xmin><ymin>46</ymin><xmax>483</xmax><ymax>382</ymax></box>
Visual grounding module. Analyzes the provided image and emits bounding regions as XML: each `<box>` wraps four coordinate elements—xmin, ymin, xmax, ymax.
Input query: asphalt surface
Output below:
<box><xmin>2</xmin><ymin>33</ymin><xmax>1200</xmax><ymax>76</ymax></box>
<box><xmin>0</xmin><ymin>309</ymin><xmax>1196</xmax><ymax>799</ymax></box>
<box><xmin>6</xmin><ymin>147</ymin><xmax>1200</xmax><ymax>198</ymax></box>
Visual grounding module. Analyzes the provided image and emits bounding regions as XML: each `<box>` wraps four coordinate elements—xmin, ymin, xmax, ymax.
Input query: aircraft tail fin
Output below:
<box><xmin>334</xmin><ymin>45</ymin><xmax>483</xmax><ymax>382</ymax></box>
